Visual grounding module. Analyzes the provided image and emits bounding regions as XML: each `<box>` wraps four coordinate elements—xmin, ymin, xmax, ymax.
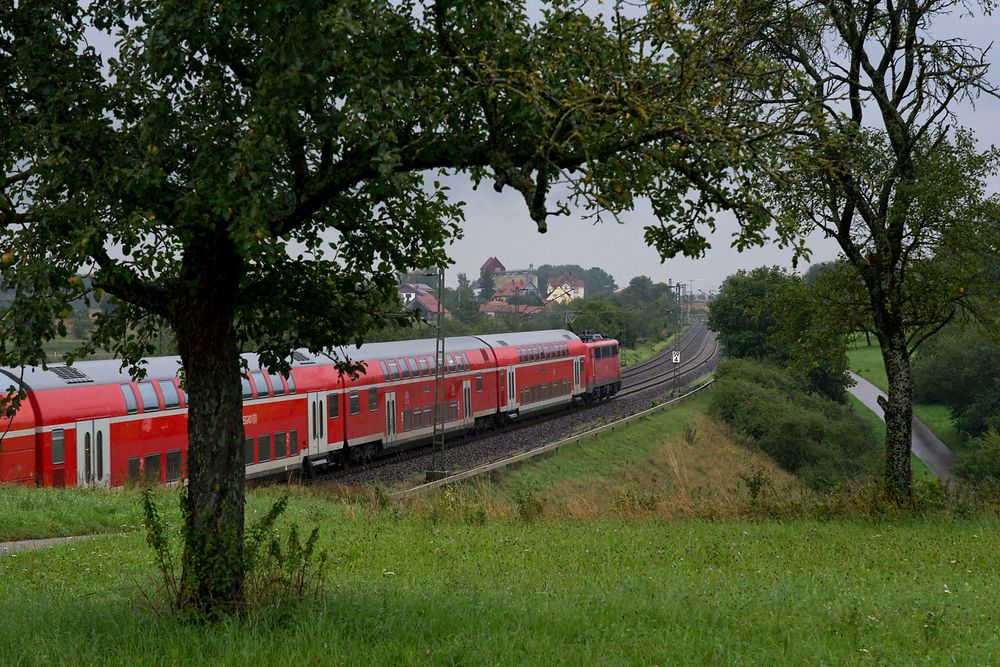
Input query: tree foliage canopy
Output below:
<box><xmin>2</xmin><ymin>0</ymin><xmax>793</xmax><ymax>615</ymax></box>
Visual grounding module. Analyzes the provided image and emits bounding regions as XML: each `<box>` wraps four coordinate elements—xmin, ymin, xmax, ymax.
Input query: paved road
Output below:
<box><xmin>848</xmin><ymin>372</ymin><xmax>956</xmax><ymax>482</ymax></box>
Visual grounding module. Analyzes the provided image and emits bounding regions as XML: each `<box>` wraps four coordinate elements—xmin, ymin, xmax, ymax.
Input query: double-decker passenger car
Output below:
<box><xmin>0</xmin><ymin>329</ymin><xmax>620</xmax><ymax>488</ymax></box>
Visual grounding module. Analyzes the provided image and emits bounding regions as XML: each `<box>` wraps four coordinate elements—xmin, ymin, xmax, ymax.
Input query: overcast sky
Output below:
<box><xmin>440</xmin><ymin>6</ymin><xmax>1000</xmax><ymax>292</ymax></box>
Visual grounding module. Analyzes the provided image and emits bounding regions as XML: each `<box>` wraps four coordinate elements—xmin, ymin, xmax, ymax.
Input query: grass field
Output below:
<box><xmin>4</xmin><ymin>484</ymin><xmax>1000</xmax><ymax>665</ymax></box>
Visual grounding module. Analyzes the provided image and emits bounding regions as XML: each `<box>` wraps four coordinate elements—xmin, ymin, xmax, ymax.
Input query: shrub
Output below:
<box><xmin>954</xmin><ymin>429</ymin><xmax>1000</xmax><ymax>480</ymax></box>
<box><xmin>711</xmin><ymin>359</ymin><xmax>880</xmax><ymax>489</ymax></box>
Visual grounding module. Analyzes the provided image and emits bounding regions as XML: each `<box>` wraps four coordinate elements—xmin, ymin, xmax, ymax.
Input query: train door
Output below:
<box><xmin>75</xmin><ymin>418</ymin><xmax>110</xmax><ymax>489</ymax></box>
<box><xmin>506</xmin><ymin>367</ymin><xmax>518</xmax><ymax>409</ymax></box>
<box><xmin>574</xmin><ymin>357</ymin><xmax>584</xmax><ymax>394</ymax></box>
<box><xmin>384</xmin><ymin>392</ymin><xmax>398</xmax><ymax>445</ymax></box>
<box><xmin>462</xmin><ymin>380</ymin><xmax>473</xmax><ymax>428</ymax></box>
<box><xmin>307</xmin><ymin>392</ymin><xmax>326</xmax><ymax>456</ymax></box>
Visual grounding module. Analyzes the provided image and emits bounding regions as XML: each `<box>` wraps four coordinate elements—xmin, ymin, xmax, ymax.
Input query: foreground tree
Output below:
<box><xmin>757</xmin><ymin>0</ymin><xmax>1000</xmax><ymax>501</ymax></box>
<box><xmin>2</xmin><ymin>1</ymin><xmax>793</xmax><ymax>615</ymax></box>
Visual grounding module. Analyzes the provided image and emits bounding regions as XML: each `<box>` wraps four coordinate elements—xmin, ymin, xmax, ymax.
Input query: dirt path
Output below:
<box><xmin>0</xmin><ymin>535</ymin><xmax>95</xmax><ymax>557</ymax></box>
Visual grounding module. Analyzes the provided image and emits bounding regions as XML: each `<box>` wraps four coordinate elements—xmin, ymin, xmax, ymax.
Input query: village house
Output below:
<box><xmin>398</xmin><ymin>283</ymin><xmax>450</xmax><ymax>322</ymax></box>
<box><xmin>546</xmin><ymin>272</ymin><xmax>585</xmax><ymax>304</ymax></box>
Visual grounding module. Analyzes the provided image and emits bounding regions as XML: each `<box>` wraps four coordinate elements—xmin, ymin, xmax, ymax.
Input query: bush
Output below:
<box><xmin>954</xmin><ymin>429</ymin><xmax>1000</xmax><ymax>480</ymax></box>
<box><xmin>711</xmin><ymin>359</ymin><xmax>881</xmax><ymax>489</ymax></box>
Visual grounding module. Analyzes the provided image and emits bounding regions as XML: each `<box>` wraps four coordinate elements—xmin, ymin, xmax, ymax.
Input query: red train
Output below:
<box><xmin>0</xmin><ymin>329</ymin><xmax>621</xmax><ymax>488</ymax></box>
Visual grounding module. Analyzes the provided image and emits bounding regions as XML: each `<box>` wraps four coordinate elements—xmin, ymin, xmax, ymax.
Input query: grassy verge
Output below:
<box><xmin>3</xmin><ymin>492</ymin><xmax>1000</xmax><ymax>665</ymax></box>
<box><xmin>621</xmin><ymin>335</ymin><xmax>672</xmax><ymax>367</ymax></box>
<box><xmin>451</xmin><ymin>389</ymin><xmax>808</xmax><ymax>519</ymax></box>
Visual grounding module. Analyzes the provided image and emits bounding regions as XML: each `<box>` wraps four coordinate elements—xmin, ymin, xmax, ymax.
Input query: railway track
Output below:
<box><xmin>315</xmin><ymin>321</ymin><xmax>719</xmax><ymax>490</ymax></box>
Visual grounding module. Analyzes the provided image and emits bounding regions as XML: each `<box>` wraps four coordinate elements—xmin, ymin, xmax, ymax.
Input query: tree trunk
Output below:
<box><xmin>172</xmin><ymin>240</ymin><xmax>247</xmax><ymax>617</ymax></box>
<box><xmin>878</xmin><ymin>327</ymin><xmax>914</xmax><ymax>504</ymax></box>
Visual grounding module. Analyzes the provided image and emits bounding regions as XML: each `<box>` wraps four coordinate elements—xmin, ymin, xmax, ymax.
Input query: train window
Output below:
<box><xmin>406</xmin><ymin>358</ymin><xmax>418</xmax><ymax>378</ymax></box>
<box><xmin>251</xmin><ymin>371</ymin><xmax>269</xmax><ymax>397</ymax></box>
<box><xmin>245</xmin><ymin>437</ymin><xmax>254</xmax><ymax>465</ymax></box>
<box><xmin>476</xmin><ymin>373</ymin><xmax>483</xmax><ymax>392</ymax></box>
<box><xmin>454</xmin><ymin>355</ymin><xmax>463</xmax><ymax>372</ymax></box>
<box><xmin>128</xmin><ymin>457</ymin><xmax>140</xmax><ymax>483</ymax></box>
<box><xmin>400</xmin><ymin>359</ymin><xmax>410</xmax><ymax>380</ymax></box>
<box><xmin>137</xmin><ymin>382</ymin><xmax>160</xmax><ymax>412</ymax></box>
<box><xmin>387</xmin><ymin>361</ymin><xmax>400</xmax><ymax>381</ymax></box>
<box><xmin>269</xmin><ymin>372</ymin><xmax>285</xmax><ymax>396</ymax></box>
<box><xmin>159</xmin><ymin>381</ymin><xmax>181</xmax><ymax>409</ymax></box>
<box><xmin>422</xmin><ymin>405</ymin><xmax>431</xmax><ymax>427</ymax></box>
<box><xmin>51</xmin><ymin>429</ymin><xmax>65</xmax><ymax>465</ymax></box>
<box><xmin>144</xmin><ymin>453</ymin><xmax>161</xmax><ymax>485</ymax></box>
<box><xmin>80</xmin><ymin>435</ymin><xmax>91</xmax><ymax>483</ymax></box>
<box><xmin>97</xmin><ymin>431</ymin><xmax>104</xmax><ymax>482</ymax></box>
<box><xmin>120</xmin><ymin>384</ymin><xmax>138</xmax><ymax>414</ymax></box>
<box><xmin>403</xmin><ymin>410</ymin><xmax>412</xmax><ymax>432</ymax></box>
<box><xmin>379</xmin><ymin>360</ymin><xmax>390</xmax><ymax>381</ymax></box>
<box><xmin>418</xmin><ymin>357</ymin><xmax>430</xmax><ymax>376</ymax></box>
<box><xmin>290</xmin><ymin>429</ymin><xmax>299</xmax><ymax>456</ymax></box>
<box><xmin>368</xmin><ymin>388</ymin><xmax>377</xmax><ymax>411</ymax></box>
<box><xmin>328</xmin><ymin>394</ymin><xmax>339</xmax><ymax>418</ymax></box>
<box><xmin>241</xmin><ymin>376</ymin><xmax>253</xmax><ymax>400</ymax></box>
<box><xmin>286</xmin><ymin>374</ymin><xmax>296</xmax><ymax>394</ymax></box>
<box><xmin>447</xmin><ymin>355</ymin><xmax>456</xmax><ymax>373</ymax></box>
<box><xmin>258</xmin><ymin>434</ymin><xmax>272</xmax><ymax>462</ymax></box>
<box><xmin>275</xmin><ymin>432</ymin><xmax>287</xmax><ymax>459</ymax></box>
<box><xmin>349</xmin><ymin>391</ymin><xmax>360</xmax><ymax>415</ymax></box>
<box><xmin>449</xmin><ymin>401</ymin><xmax>458</xmax><ymax>421</ymax></box>
<box><xmin>166</xmin><ymin>450</ymin><xmax>182</xmax><ymax>482</ymax></box>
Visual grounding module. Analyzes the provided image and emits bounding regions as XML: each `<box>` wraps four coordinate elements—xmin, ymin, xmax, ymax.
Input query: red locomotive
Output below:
<box><xmin>0</xmin><ymin>329</ymin><xmax>620</xmax><ymax>488</ymax></box>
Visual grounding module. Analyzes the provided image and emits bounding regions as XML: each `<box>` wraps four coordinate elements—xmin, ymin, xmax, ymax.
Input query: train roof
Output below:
<box><xmin>473</xmin><ymin>330</ymin><xmax>580</xmax><ymax>347</ymax></box>
<box><xmin>0</xmin><ymin>330</ymin><xmax>583</xmax><ymax>392</ymax></box>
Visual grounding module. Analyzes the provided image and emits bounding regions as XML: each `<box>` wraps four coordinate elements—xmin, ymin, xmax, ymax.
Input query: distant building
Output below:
<box><xmin>491</xmin><ymin>278</ymin><xmax>539</xmax><ymax>302</ymax></box>
<box><xmin>479</xmin><ymin>300</ymin><xmax>544</xmax><ymax>318</ymax></box>
<box><xmin>546</xmin><ymin>272</ymin><xmax>585</xmax><ymax>304</ymax></box>
<box><xmin>479</xmin><ymin>256</ymin><xmax>506</xmax><ymax>276</ymax></box>
<box><xmin>398</xmin><ymin>283</ymin><xmax>450</xmax><ymax>322</ymax></box>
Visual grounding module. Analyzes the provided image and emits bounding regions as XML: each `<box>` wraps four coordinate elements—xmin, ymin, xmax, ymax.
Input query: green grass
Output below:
<box><xmin>621</xmin><ymin>335</ymin><xmax>673</xmax><ymax>367</ymax></box>
<box><xmin>848</xmin><ymin>338</ymin><xmax>889</xmax><ymax>391</ymax></box>
<box><xmin>489</xmin><ymin>390</ymin><xmax>714</xmax><ymax>501</ymax></box>
<box><xmin>0</xmin><ymin>486</ymin><xmax>148</xmax><ymax>541</ymax></box>
<box><xmin>3</xmin><ymin>495</ymin><xmax>1000</xmax><ymax>665</ymax></box>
